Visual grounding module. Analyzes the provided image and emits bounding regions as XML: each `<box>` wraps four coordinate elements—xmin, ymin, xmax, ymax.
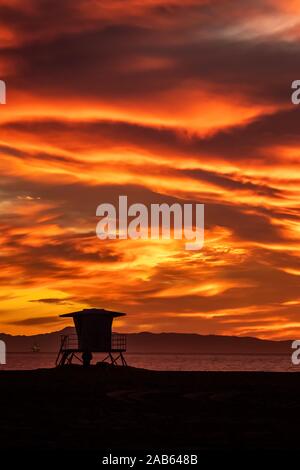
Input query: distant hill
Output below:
<box><xmin>126</xmin><ymin>332</ymin><xmax>291</xmax><ymax>354</ymax></box>
<box><xmin>0</xmin><ymin>329</ymin><xmax>292</xmax><ymax>354</ymax></box>
<box><xmin>0</xmin><ymin>327</ymin><xmax>74</xmax><ymax>353</ymax></box>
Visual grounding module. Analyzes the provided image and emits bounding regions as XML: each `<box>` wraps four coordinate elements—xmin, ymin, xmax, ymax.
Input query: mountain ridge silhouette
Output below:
<box><xmin>0</xmin><ymin>328</ymin><xmax>292</xmax><ymax>354</ymax></box>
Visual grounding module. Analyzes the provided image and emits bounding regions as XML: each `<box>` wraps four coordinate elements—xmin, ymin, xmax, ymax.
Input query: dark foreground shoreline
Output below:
<box><xmin>0</xmin><ymin>365</ymin><xmax>300</xmax><ymax>452</ymax></box>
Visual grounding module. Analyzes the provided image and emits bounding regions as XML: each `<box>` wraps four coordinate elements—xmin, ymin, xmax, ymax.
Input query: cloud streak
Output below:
<box><xmin>0</xmin><ymin>0</ymin><xmax>299</xmax><ymax>338</ymax></box>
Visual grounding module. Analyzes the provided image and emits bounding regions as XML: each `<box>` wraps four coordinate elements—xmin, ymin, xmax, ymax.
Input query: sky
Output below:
<box><xmin>0</xmin><ymin>0</ymin><xmax>300</xmax><ymax>339</ymax></box>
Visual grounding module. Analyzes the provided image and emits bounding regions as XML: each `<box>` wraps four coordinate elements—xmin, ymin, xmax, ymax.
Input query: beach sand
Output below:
<box><xmin>0</xmin><ymin>365</ymin><xmax>299</xmax><ymax>451</ymax></box>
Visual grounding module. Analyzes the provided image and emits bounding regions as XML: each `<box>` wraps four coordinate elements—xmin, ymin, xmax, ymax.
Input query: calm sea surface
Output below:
<box><xmin>0</xmin><ymin>352</ymin><xmax>298</xmax><ymax>372</ymax></box>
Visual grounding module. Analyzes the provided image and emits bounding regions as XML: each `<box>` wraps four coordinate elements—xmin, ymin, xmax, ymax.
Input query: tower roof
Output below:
<box><xmin>60</xmin><ymin>308</ymin><xmax>126</xmax><ymax>318</ymax></box>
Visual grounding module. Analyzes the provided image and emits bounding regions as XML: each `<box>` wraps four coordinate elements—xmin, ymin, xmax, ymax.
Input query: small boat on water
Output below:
<box><xmin>31</xmin><ymin>343</ymin><xmax>40</xmax><ymax>353</ymax></box>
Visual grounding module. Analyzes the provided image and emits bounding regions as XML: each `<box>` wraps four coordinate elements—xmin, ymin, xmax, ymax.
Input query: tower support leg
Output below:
<box><xmin>101</xmin><ymin>352</ymin><xmax>127</xmax><ymax>366</ymax></box>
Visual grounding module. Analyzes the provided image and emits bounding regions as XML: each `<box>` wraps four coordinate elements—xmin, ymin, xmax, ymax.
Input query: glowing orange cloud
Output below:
<box><xmin>0</xmin><ymin>0</ymin><xmax>300</xmax><ymax>339</ymax></box>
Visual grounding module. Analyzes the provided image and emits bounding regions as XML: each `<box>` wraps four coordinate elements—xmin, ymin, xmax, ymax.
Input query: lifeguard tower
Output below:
<box><xmin>55</xmin><ymin>308</ymin><xmax>127</xmax><ymax>367</ymax></box>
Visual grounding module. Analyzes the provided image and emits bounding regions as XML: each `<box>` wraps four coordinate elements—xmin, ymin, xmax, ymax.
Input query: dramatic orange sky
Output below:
<box><xmin>1</xmin><ymin>0</ymin><xmax>300</xmax><ymax>339</ymax></box>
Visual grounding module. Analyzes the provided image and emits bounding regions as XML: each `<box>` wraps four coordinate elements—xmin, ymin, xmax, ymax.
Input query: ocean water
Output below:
<box><xmin>0</xmin><ymin>352</ymin><xmax>298</xmax><ymax>372</ymax></box>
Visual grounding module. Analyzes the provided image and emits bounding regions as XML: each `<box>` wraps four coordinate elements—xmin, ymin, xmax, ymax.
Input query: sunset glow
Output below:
<box><xmin>1</xmin><ymin>0</ymin><xmax>300</xmax><ymax>339</ymax></box>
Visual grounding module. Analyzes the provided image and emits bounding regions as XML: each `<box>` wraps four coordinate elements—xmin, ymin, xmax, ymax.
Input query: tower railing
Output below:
<box><xmin>59</xmin><ymin>334</ymin><xmax>78</xmax><ymax>350</ymax></box>
<box><xmin>111</xmin><ymin>333</ymin><xmax>126</xmax><ymax>351</ymax></box>
<box><xmin>58</xmin><ymin>333</ymin><xmax>126</xmax><ymax>352</ymax></box>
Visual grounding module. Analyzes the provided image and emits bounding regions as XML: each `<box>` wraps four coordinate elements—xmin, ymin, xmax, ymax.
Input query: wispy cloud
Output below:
<box><xmin>0</xmin><ymin>0</ymin><xmax>299</xmax><ymax>338</ymax></box>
